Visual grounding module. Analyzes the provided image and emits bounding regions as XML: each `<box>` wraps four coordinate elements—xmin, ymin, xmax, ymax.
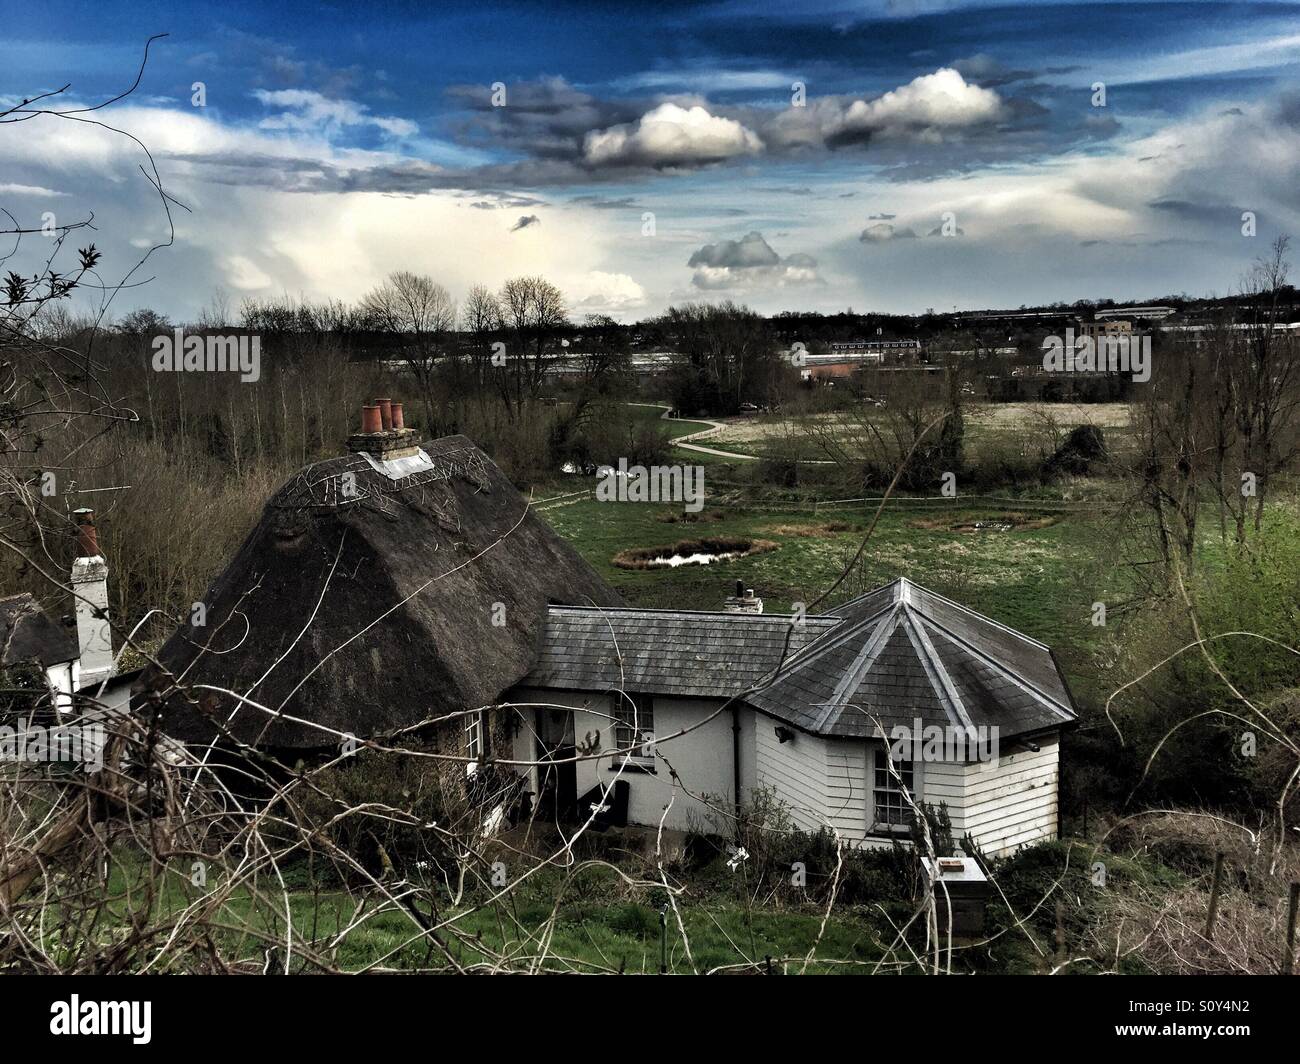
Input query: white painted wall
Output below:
<box><xmin>752</xmin><ymin>715</ymin><xmax>1059</xmax><ymax>856</ymax></box>
<box><xmin>912</xmin><ymin>737</ymin><xmax>1059</xmax><ymax>856</ymax></box>
<box><xmin>505</xmin><ymin>691</ymin><xmax>1060</xmax><ymax>856</ymax></box>
<box><xmin>72</xmin><ymin>555</ymin><xmax>113</xmax><ymax>687</ymax></box>
<box><xmin>507</xmin><ymin>687</ymin><xmax>742</xmax><ymax>832</ymax></box>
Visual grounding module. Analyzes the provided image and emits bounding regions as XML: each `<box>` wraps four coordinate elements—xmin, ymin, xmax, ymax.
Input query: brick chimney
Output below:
<box><xmin>348</xmin><ymin>398</ymin><xmax>420</xmax><ymax>461</ymax></box>
<box><xmin>71</xmin><ymin>509</ymin><xmax>114</xmax><ymax>687</ymax></box>
<box><xmin>723</xmin><ymin>579</ymin><xmax>763</xmax><ymax>614</ymax></box>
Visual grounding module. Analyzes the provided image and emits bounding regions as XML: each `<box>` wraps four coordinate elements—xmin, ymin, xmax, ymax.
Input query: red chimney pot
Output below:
<box><xmin>375</xmin><ymin>398</ymin><xmax>393</xmax><ymax>431</ymax></box>
<box><xmin>390</xmin><ymin>402</ymin><xmax>405</xmax><ymax>430</ymax></box>
<box><xmin>73</xmin><ymin>508</ymin><xmax>100</xmax><ymax>558</ymax></box>
<box><xmin>361</xmin><ymin>404</ymin><xmax>382</xmax><ymax>433</ymax></box>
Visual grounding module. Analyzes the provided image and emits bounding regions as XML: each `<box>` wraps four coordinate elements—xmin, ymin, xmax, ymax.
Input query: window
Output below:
<box><xmin>872</xmin><ymin>747</ymin><xmax>915</xmax><ymax>829</ymax></box>
<box><xmin>613</xmin><ymin>693</ymin><xmax>655</xmax><ymax>764</ymax></box>
<box><xmin>465</xmin><ymin>712</ymin><xmax>483</xmax><ymax>777</ymax></box>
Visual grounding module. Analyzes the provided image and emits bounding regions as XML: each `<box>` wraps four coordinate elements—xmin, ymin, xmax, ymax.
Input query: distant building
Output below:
<box><xmin>1094</xmin><ymin>305</ymin><xmax>1175</xmax><ymax>321</ymax></box>
<box><xmin>828</xmin><ymin>339</ymin><xmax>921</xmax><ymax>360</ymax></box>
<box><xmin>1077</xmin><ymin>318</ymin><xmax>1133</xmax><ymax>344</ymax></box>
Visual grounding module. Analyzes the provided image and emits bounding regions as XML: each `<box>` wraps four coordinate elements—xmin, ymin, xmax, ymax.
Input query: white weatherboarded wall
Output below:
<box><xmin>924</xmin><ymin>736</ymin><xmax>1059</xmax><ymax>856</ymax></box>
<box><xmin>753</xmin><ymin>716</ymin><xmax>1059</xmax><ymax>856</ymax></box>
<box><xmin>753</xmin><ymin>722</ymin><xmax>870</xmax><ymax>842</ymax></box>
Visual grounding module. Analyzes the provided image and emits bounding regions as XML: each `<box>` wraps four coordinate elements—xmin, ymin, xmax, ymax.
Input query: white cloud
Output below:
<box><xmin>223</xmin><ymin>255</ymin><xmax>273</xmax><ymax>291</ymax></box>
<box><xmin>253</xmin><ymin>89</ymin><xmax>418</xmax><ymax>137</ymax></box>
<box><xmin>570</xmin><ymin>271</ymin><xmax>647</xmax><ymax>311</ymax></box>
<box><xmin>0</xmin><ymin>182</ymin><xmax>64</xmax><ymax>196</ymax></box>
<box><xmin>767</xmin><ymin>68</ymin><xmax>1004</xmax><ymax>149</ymax></box>
<box><xmin>583</xmin><ymin>103</ymin><xmax>763</xmax><ymax>168</ymax></box>
<box><xmin>840</xmin><ymin>68</ymin><xmax>1004</xmax><ymax>134</ymax></box>
<box><xmin>860</xmin><ymin>222</ymin><xmax>916</xmax><ymax>242</ymax></box>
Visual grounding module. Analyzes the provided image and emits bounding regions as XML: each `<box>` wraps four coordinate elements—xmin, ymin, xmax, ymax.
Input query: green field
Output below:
<box><xmin>538</xmin><ymin>493</ymin><xmax>1114</xmax><ymax>652</ymax></box>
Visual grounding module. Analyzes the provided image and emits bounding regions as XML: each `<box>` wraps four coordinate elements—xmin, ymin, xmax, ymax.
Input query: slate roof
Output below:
<box><xmin>0</xmin><ymin>593</ymin><xmax>78</xmax><ymax>670</ymax></box>
<box><xmin>526</xmin><ymin>578</ymin><xmax>1077</xmax><ymax>742</ymax></box>
<box><xmin>525</xmin><ymin>607</ymin><xmax>840</xmax><ymax>698</ymax></box>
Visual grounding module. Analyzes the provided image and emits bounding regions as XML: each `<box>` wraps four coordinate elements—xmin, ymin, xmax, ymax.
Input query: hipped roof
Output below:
<box><xmin>749</xmin><ymin>578</ymin><xmax>1076</xmax><ymax>739</ymax></box>
<box><xmin>143</xmin><ymin>435</ymin><xmax>622</xmax><ymax>748</ymax></box>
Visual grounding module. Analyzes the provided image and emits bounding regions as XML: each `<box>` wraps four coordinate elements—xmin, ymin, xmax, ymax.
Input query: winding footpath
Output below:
<box><xmin>628</xmin><ymin>402</ymin><xmax>833</xmax><ymax>463</ymax></box>
<box><xmin>627</xmin><ymin>402</ymin><xmax>760</xmax><ymax>461</ymax></box>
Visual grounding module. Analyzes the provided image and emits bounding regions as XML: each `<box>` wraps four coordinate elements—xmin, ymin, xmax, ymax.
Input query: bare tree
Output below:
<box><xmin>361</xmin><ymin>271</ymin><xmax>457</xmax><ymax>434</ymax></box>
<box><xmin>495</xmin><ymin>275</ymin><xmax>567</xmax><ymax>418</ymax></box>
<box><xmin>660</xmin><ymin>300</ymin><xmax>781</xmax><ymax>416</ymax></box>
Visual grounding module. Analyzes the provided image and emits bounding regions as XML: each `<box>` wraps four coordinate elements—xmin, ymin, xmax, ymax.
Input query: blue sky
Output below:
<box><xmin>4</xmin><ymin>1</ymin><xmax>1300</xmax><ymax>319</ymax></box>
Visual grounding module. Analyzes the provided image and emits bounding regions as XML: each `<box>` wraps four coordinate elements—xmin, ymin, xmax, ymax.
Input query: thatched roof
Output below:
<box><xmin>141</xmin><ymin>435</ymin><xmax>622</xmax><ymax>748</ymax></box>
<box><xmin>0</xmin><ymin>593</ymin><xmax>77</xmax><ymax>671</ymax></box>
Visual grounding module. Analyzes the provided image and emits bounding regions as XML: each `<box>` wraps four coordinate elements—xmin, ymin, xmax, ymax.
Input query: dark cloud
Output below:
<box><xmin>1148</xmin><ymin>199</ymin><xmax>1238</xmax><ymax>225</ymax></box>
<box><xmin>444</xmin><ymin>77</ymin><xmax>644</xmax><ymax>163</ymax></box>
<box><xmin>567</xmin><ymin>195</ymin><xmax>641</xmax><ymax>210</ymax></box>
<box><xmin>509</xmin><ymin>214</ymin><xmax>541</xmax><ymax>231</ymax></box>
<box><xmin>687</xmin><ymin>230</ymin><xmax>821</xmax><ymax>289</ymax></box>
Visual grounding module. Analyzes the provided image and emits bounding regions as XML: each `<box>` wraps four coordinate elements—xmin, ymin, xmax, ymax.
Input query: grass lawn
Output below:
<box><xmin>538</xmin><ymin>492</ymin><xmax>1114</xmax><ymax>652</ymax></box>
<box><xmin>87</xmin><ymin>857</ymin><xmax>886</xmax><ymax>973</ymax></box>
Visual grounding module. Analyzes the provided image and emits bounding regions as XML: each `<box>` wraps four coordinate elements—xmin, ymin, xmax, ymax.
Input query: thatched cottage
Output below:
<box><xmin>144</xmin><ymin>405</ymin><xmax>1077</xmax><ymax>857</ymax></box>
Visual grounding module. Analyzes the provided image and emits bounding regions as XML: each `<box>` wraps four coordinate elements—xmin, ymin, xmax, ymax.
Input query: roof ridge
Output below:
<box><xmin>917</xmin><ymin>612</ymin><xmax>1075</xmax><ymax>719</ymax></box>
<box><xmin>546</xmin><ymin>604</ymin><xmax>839</xmax><ymax>622</ymax></box>
<box><xmin>812</xmin><ymin>603</ymin><xmax>904</xmax><ymax>730</ymax></box>
<box><xmin>908</xmin><ymin>581</ymin><xmax>1053</xmax><ymax>651</ymax></box>
<box><xmin>902</xmin><ymin>605</ymin><xmax>974</xmax><ymax>731</ymax></box>
<box><xmin>791</xmin><ymin>597</ymin><xmax>899</xmax><ymax>661</ymax></box>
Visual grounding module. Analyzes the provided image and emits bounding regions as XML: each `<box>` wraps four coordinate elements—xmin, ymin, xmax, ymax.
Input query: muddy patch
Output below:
<box><xmin>762</xmin><ymin>520</ymin><xmax>858</xmax><ymax>537</ymax></box>
<box><xmin>910</xmin><ymin>512</ymin><xmax>1059</xmax><ymax>533</ymax></box>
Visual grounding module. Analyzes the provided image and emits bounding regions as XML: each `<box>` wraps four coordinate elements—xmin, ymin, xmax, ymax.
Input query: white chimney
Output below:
<box><xmin>71</xmin><ymin>508</ymin><xmax>113</xmax><ymax>687</ymax></box>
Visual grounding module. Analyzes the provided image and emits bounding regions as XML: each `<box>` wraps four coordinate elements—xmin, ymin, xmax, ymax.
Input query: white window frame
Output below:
<box><xmin>465</xmin><ymin>711</ymin><xmax>483</xmax><ymax>778</ymax></box>
<box><xmin>612</xmin><ymin>693</ymin><xmax>655</xmax><ymax>765</ymax></box>
<box><xmin>871</xmin><ymin>746</ymin><xmax>917</xmax><ymax>832</ymax></box>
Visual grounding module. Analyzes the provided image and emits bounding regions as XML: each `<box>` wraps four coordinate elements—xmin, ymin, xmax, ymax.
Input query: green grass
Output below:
<box><xmin>624</xmin><ymin>401</ymin><xmax>715</xmax><ymax>441</ymax></box>
<box><xmin>80</xmin><ymin>856</ymin><xmax>885</xmax><ymax>973</ymax></box>
<box><xmin>539</xmin><ymin>492</ymin><xmax>1111</xmax><ymax>649</ymax></box>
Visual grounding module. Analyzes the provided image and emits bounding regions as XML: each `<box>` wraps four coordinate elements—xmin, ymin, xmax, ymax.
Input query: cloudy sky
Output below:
<box><xmin>4</xmin><ymin>0</ymin><xmax>1300</xmax><ymax>321</ymax></box>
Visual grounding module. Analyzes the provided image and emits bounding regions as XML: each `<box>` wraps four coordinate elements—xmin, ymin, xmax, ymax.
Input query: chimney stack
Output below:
<box><xmin>70</xmin><ymin>509</ymin><xmax>114</xmax><ymax>687</ymax></box>
<box><xmin>348</xmin><ymin>398</ymin><xmax>420</xmax><ymax>462</ymax></box>
<box><xmin>723</xmin><ymin>581</ymin><xmax>763</xmax><ymax>614</ymax></box>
